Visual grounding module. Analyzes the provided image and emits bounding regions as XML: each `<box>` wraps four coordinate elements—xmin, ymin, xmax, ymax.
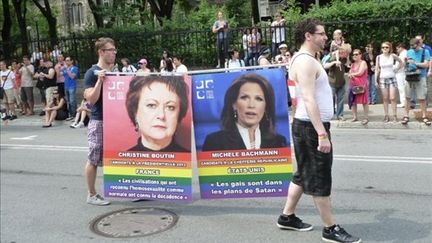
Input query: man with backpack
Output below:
<box><xmin>225</xmin><ymin>48</ymin><xmax>245</xmax><ymax>71</ymax></box>
<box><xmin>401</xmin><ymin>38</ymin><xmax>431</xmax><ymax>126</ymax></box>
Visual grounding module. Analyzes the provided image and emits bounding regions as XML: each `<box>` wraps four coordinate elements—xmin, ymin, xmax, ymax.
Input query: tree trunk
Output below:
<box><xmin>147</xmin><ymin>0</ymin><xmax>174</xmax><ymax>25</ymax></box>
<box><xmin>31</xmin><ymin>0</ymin><xmax>58</xmax><ymax>47</ymax></box>
<box><xmin>251</xmin><ymin>0</ymin><xmax>259</xmax><ymax>24</ymax></box>
<box><xmin>87</xmin><ymin>0</ymin><xmax>104</xmax><ymax>28</ymax></box>
<box><xmin>12</xmin><ymin>0</ymin><xmax>30</xmax><ymax>56</ymax></box>
<box><xmin>1</xmin><ymin>0</ymin><xmax>13</xmax><ymax>60</ymax></box>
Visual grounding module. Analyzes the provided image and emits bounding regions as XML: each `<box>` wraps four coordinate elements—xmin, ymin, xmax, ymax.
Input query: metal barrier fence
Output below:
<box><xmin>1</xmin><ymin>17</ymin><xmax>431</xmax><ymax>73</ymax></box>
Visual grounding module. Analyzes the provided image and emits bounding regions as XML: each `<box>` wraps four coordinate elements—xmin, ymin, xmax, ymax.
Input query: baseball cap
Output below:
<box><xmin>279</xmin><ymin>44</ymin><xmax>288</xmax><ymax>49</ymax></box>
<box><xmin>259</xmin><ymin>47</ymin><xmax>271</xmax><ymax>56</ymax></box>
<box><xmin>138</xmin><ymin>59</ymin><xmax>147</xmax><ymax>65</ymax></box>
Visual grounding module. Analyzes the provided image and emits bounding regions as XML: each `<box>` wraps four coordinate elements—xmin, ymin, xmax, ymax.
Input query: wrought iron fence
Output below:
<box><xmin>1</xmin><ymin>16</ymin><xmax>430</xmax><ymax>74</ymax></box>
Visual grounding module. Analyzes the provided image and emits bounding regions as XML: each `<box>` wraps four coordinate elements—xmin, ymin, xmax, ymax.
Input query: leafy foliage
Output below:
<box><xmin>282</xmin><ymin>0</ymin><xmax>432</xmax><ymax>49</ymax></box>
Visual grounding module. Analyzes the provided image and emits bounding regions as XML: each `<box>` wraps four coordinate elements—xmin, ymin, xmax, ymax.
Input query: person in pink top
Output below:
<box><xmin>348</xmin><ymin>49</ymin><xmax>369</xmax><ymax>125</ymax></box>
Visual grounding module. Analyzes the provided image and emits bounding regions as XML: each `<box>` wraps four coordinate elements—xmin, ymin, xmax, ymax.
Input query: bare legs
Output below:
<box><xmin>43</xmin><ymin>109</ymin><xmax>57</xmax><ymax>126</ymax></box>
<box><xmin>381</xmin><ymin>85</ymin><xmax>398</xmax><ymax>121</ymax></box>
<box><xmin>85</xmin><ymin>162</ymin><xmax>97</xmax><ymax>196</ymax></box>
<box><xmin>351</xmin><ymin>103</ymin><xmax>368</xmax><ymax>122</ymax></box>
<box><xmin>351</xmin><ymin>104</ymin><xmax>358</xmax><ymax>121</ymax></box>
<box><xmin>283</xmin><ymin>183</ymin><xmax>304</xmax><ymax>215</ymax></box>
<box><xmin>313</xmin><ymin>196</ymin><xmax>335</xmax><ymax>227</ymax></box>
<box><xmin>282</xmin><ymin>183</ymin><xmax>335</xmax><ymax>227</ymax></box>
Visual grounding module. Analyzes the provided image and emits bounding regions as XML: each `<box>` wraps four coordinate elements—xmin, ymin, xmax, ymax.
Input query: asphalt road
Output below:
<box><xmin>1</xmin><ymin>124</ymin><xmax>431</xmax><ymax>243</ymax></box>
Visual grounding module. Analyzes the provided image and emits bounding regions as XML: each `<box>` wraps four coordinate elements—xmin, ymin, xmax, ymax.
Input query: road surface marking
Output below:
<box><xmin>10</xmin><ymin>135</ymin><xmax>38</xmax><ymax>140</ymax></box>
<box><xmin>1</xmin><ymin>144</ymin><xmax>431</xmax><ymax>164</ymax></box>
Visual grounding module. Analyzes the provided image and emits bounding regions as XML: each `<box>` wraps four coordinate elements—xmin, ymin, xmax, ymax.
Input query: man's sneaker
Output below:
<box><xmin>9</xmin><ymin>115</ymin><xmax>17</xmax><ymax>120</ymax></box>
<box><xmin>65</xmin><ymin>116</ymin><xmax>74</xmax><ymax>121</ymax></box>
<box><xmin>322</xmin><ymin>225</ymin><xmax>361</xmax><ymax>243</ymax></box>
<box><xmin>86</xmin><ymin>194</ymin><xmax>110</xmax><ymax>206</ymax></box>
<box><xmin>277</xmin><ymin>214</ymin><xmax>313</xmax><ymax>231</ymax></box>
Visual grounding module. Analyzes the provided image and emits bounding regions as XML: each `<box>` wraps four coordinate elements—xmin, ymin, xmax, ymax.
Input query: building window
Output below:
<box><xmin>71</xmin><ymin>2</ymin><xmax>84</xmax><ymax>27</ymax></box>
<box><xmin>71</xmin><ymin>3</ymin><xmax>77</xmax><ymax>25</ymax></box>
<box><xmin>78</xmin><ymin>2</ymin><xmax>84</xmax><ymax>26</ymax></box>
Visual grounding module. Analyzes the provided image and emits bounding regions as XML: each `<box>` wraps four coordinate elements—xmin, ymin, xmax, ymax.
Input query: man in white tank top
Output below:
<box><xmin>277</xmin><ymin>18</ymin><xmax>361</xmax><ymax>243</ymax></box>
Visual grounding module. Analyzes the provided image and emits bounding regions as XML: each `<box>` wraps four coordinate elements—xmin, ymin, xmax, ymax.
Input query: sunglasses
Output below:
<box><xmin>353</xmin><ymin>53</ymin><xmax>360</xmax><ymax>56</ymax></box>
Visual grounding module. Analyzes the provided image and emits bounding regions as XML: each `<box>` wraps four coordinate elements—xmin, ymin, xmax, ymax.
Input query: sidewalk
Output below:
<box><xmin>329</xmin><ymin>104</ymin><xmax>432</xmax><ymax>129</ymax></box>
<box><xmin>2</xmin><ymin>104</ymin><xmax>431</xmax><ymax>130</ymax></box>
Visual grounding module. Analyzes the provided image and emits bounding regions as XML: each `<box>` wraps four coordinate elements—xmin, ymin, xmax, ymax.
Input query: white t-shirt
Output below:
<box><xmin>122</xmin><ymin>65</ymin><xmax>137</xmax><ymax>73</ymax></box>
<box><xmin>242</xmin><ymin>34</ymin><xmax>249</xmax><ymax>50</ymax></box>
<box><xmin>1</xmin><ymin>70</ymin><xmax>15</xmax><ymax>90</ymax></box>
<box><xmin>378</xmin><ymin>54</ymin><xmax>396</xmax><ymax>79</ymax></box>
<box><xmin>19</xmin><ymin>65</ymin><xmax>35</xmax><ymax>87</ymax></box>
<box><xmin>271</xmin><ymin>20</ymin><xmax>285</xmax><ymax>43</ymax></box>
<box><xmin>225</xmin><ymin>59</ymin><xmax>245</xmax><ymax>71</ymax></box>
<box><xmin>175</xmin><ymin>64</ymin><xmax>188</xmax><ymax>73</ymax></box>
<box><xmin>396</xmin><ymin>50</ymin><xmax>407</xmax><ymax>74</ymax></box>
<box><xmin>31</xmin><ymin>52</ymin><xmax>43</xmax><ymax>63</ymax></box>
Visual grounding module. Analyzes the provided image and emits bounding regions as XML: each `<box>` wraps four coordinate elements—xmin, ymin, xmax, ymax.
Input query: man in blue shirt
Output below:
<box><xmin>62</xmin><ymin>56</ymin><xmax>78</xmax><ymax>120</ymax></box>
<box><xmin>409</xmin><ymin>35</ymin><xmax>432</xmax><ymax>108</ymax></box>
<box><xmin>401</xmin><ymin>38</ymin><xmax>431</xmax><ymax>126</ymax></box>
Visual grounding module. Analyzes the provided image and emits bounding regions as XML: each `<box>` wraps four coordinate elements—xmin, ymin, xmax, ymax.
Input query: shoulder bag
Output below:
<box><xmin>405</xmin><ymin>49</ymin><xmax>425</xmax><ymax>83</ymax></box>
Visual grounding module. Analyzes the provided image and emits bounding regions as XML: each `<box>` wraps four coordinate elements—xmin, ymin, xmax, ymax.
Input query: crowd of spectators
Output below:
<box><xmin>1</xmin><ymin>16</ymin><xmax>431</xmax><ymax>127</ymax></box>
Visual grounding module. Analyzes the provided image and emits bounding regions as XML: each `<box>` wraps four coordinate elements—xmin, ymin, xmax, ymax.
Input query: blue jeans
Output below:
<box><xmin>367</xmin><ymin>74</ymin><xmax>377</xmax><ymax>103</ymax></box>
<box><xmin>332</xmin><ymin>85</ymin><xmax>346</xmax><ymax>118</ymax></box>
<box><xmin>245</xmin><ymin>51</ymin><xmax>258</xmax><ymax>66</ymax></box>
<box><xmin>65</xmin><ymin>87</ymin><xmax>77</xmax><ymax>117</ymax></box>
<box><xmin>271</xmin><ymin>42</ymin><xmax>282</xmax><ymax>59</ymax></box>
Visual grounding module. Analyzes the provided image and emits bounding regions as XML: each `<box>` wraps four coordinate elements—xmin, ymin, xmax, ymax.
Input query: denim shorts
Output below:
<box><xmin>87</xmin><ymin>120</ymin><xmax>103</xmax><ymax>167</ymax></box>
<box><xmin>291</xmin><ymin>119</ymin><xmax>333</xmax><ymax>196</ymax></box>
<box><xmin>379</xmin><ymin>77</ymin><xmax>398</xmax><ymax>89</ymax></box>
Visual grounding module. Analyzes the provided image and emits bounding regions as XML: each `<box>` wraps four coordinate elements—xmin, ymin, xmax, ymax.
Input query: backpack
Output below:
<box><xmin>226</xmin><ymin>59</ymin><xmax>244</xmax><ymax>69</ymax></box>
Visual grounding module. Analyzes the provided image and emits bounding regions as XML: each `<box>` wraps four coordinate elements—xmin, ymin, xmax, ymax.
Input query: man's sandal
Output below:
<box><xmin>422</xmin><ymin>117</ymin><xmax>431</xmax><ymax>126</ymax></box>
<box><xmin>401</xmin><ymin>116</ymin><xmax>409</xmax><ymax>125</ymax></box>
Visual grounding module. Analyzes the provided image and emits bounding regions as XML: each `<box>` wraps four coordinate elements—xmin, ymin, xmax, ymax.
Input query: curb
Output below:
<box><xmin>330</xmin><ymin>120</ymin><xmax>432</xmax><ymax>129</ymax></box>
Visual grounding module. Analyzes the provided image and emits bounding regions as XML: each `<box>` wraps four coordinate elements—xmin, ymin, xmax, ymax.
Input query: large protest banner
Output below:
<box><xmin>102</xmin><ymin>75</ymin><xmax>193</xmax><ymax>202</ymax></box>
<box><xmin>192</xmin><ymin>68</ymin><xmax>293</xmax><ymax>199</ymax></box>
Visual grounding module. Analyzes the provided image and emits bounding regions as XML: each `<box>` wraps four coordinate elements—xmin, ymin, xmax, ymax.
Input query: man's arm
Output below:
<box><xmin>428</xmin><ymin>60</ymin><xmax>432</xmax><ymax>77</ymax></box>
<box><xmin>416</xmin><ymin>49</ymin><xmax>430</xmax><ymax>69</ymax></box>
<box><xmin>84</xmin><ymin>70</ymin><xmax>105</xmax><ymax>105</ymax></box>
